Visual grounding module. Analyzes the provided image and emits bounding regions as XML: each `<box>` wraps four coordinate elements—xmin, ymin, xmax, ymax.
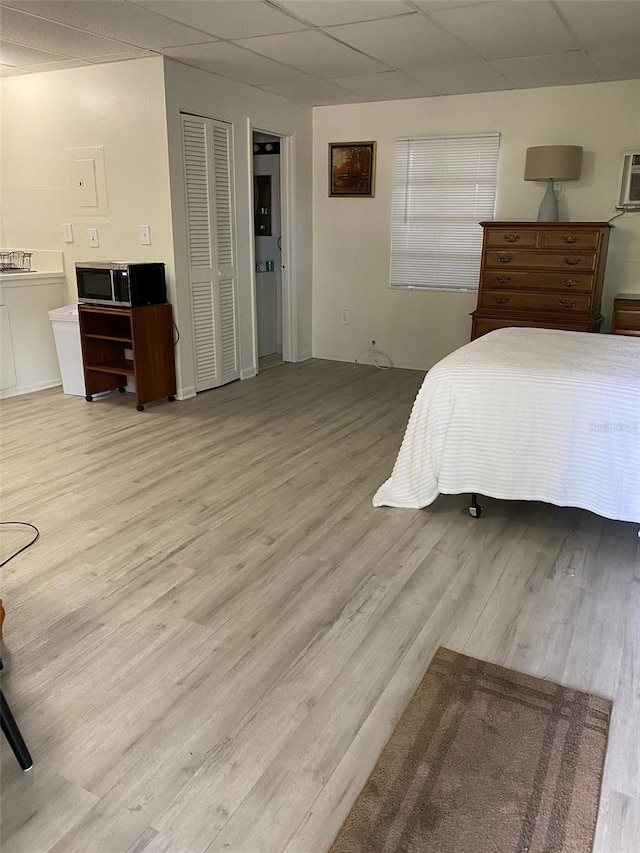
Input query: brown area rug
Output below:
<box><xmin>330</xmin><ymin>648</ymin><xmax>611</xmax><ymax>853</ymax></box>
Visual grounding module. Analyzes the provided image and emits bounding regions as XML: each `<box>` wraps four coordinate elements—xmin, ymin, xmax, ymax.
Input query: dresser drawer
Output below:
<box><xmin>611</xmin><ymin>294</ymin><xmax>640</xmax><ymax>336</ymax></box>
<box><xmin>481</xmin><ymin>270</ymin><xmax>595</xmax><ymax>293</ymax></box>
<box><xmin>541</xmin><ymin>229</ymin><xmax>601</xmax><ymax>250</ymax></box>
<box><xmin>471</xmin><ymin>315</ymin><xmax>600</xmax><ymax>339</ymax></box>
<box><xmin>485</xmin><ymin>228</ymin><xmax>539</xmax><ymax>248</ymax></box>
<box><xmin>479</xmin><ymin>290</ymin><xmax>592</xmax><ymax>314</ymax></box>
<box><xmin>485</xmin><ymin>250</ymin><xmax>597</xmax><ymax>272</ymax></box>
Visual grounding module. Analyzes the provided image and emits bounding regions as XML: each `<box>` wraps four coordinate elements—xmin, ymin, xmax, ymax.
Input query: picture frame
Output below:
<box><xmin>329</xmin><ymin>141</ymin><xmax>376</xmax><ymax>197</ymax></box>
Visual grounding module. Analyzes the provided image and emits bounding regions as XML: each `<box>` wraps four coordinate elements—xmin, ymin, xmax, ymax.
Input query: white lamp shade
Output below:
<box><xmin>524</xmin><ymin>145</ymin><xmax>583</xmax><ymax>181</ymax></box>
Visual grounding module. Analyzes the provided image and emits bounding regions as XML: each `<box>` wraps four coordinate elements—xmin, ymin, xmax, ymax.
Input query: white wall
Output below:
<box><xmin>162</xmin><ymin>59</ymin><xmax>313</xmax><ymax>396</ymax></box>
<box><xmin>312</xmin><ymin>80</ymin><xmax>640</xmax><ymax>370</ymax></box>
<box><xmin>0</xmin><ymin>56</ymin><xmax>313</xmax><ymax>399</ymax></box>
<box><xmin>0</xmin><ymin>58</ymin><xmax>173</xmax><ymax>304</ymax></box>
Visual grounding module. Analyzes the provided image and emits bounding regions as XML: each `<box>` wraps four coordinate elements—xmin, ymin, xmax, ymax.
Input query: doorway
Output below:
<box><xmin>252</xmin><ymin>132</ymin><xmax>283</xmax><ymax>372</ymax></box>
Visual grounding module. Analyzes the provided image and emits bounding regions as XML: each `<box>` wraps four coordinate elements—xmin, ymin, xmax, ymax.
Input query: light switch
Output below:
<box><xmin>139</xmin><ymin>225</ymin><xmax>151</xmax><ymax>245</ymax></box>
<box><xmin>88</xmin><ymin>228</ymin><xmax>99</xmax><ymax>248</ymax></box>
<box><xmin>62</xmin><ymin>223</ymin><xmax>74</xmax><ymax>243</ymax></box>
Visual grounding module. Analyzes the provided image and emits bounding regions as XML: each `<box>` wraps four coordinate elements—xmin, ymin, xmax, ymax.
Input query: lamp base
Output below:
<box><xmin>537</xmin><ymin>179</ymin><xmax>558</xmax><ymax>221</ymax></box>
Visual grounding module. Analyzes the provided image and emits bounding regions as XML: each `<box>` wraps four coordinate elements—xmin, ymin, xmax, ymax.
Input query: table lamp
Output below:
<box><xmin>524</xmin><ymin>145</ymin><xmax>582</xmax><ymax>221</ymax></box>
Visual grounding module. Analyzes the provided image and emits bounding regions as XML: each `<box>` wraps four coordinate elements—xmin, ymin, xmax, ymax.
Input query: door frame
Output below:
<box><xmin>248</xmin><ymin>119</ymin><xmax>297</xmax><ymax>368</ymax></box>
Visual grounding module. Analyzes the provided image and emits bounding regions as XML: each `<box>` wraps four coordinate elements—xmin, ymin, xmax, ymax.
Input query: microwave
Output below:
<box><xmin>76</xmin><ymin>261</ymin><xmax>167</xmax><ymax>307</ymax></box>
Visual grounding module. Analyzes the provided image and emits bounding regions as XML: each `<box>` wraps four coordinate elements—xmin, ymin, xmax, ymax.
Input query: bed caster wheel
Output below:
<box><xmin>167</xmin><ymin>395</ymin><xmax>175</xmax><ymax>402</ymax></box>
<box><xmin>118</xmin><ymin>386</ymin><xmax>126</xmax><ymax>393</ymax></box>
<box><xmin>136</xmin><ymin>404</ymin><xmax>144</xmax><ymax>412</ymax></box>
<box><xmin>85</xmin><ymin>395</ymin><xmax>93</xmax><ymax>402</ymax></box>
<box><xmin>468</xmin><ymin>504</ymin><xmax>483</xmax><ymax>518</ymax></box>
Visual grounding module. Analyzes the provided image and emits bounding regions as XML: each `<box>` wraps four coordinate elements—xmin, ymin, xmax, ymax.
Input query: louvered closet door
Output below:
<box><xmin>182</xmin><ymin>114</ymin><xmax>240</xmax><ymax>392</ymax></box>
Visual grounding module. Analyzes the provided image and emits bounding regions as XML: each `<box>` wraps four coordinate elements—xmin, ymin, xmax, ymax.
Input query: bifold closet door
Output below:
<box><xmin>182</xmin><ymin>113</ymin><xmax>240</xmax><ymax>392</ymax></box>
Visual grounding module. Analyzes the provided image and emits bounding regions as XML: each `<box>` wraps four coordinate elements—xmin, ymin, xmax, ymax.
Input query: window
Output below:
<box><xmin>389</xmin><ymin>133</ymin><xmax>500</xmax><ymax>292</ymax></box>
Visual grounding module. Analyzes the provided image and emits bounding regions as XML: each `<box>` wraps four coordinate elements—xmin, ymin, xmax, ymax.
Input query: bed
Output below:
<box><xmin>373</xmin><ymin>328</ymin><xmax>640</xmax><ymax>525</ymax></box>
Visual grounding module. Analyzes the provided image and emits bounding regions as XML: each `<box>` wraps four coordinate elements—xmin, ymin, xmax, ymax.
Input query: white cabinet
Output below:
<box><xmin>0</xmin><ymin>272</ymin><xmax>65</xmax><ymax>398</ymax></box>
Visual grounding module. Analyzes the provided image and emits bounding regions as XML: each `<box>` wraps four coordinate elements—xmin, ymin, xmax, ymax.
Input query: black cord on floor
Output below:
<box><xmin>0</xmin><ymin>522</ymin><xmax>40</xmax><ymax>567</ymax></box>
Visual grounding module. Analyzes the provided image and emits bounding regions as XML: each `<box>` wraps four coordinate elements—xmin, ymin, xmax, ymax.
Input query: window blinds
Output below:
<box><xmin>390</xmin><ymin>133</ymin><xmax>500</xmax><ymax>291</ymax></box>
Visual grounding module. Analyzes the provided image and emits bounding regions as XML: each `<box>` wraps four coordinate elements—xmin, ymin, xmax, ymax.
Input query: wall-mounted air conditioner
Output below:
<box><xmin>616</xmin><ymin>151</ymin><xmax>640</xmax><ymax>210</ymax></box>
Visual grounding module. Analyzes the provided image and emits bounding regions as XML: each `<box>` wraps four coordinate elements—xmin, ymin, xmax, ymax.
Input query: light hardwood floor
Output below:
<box><xmin>0</xmin><ymin>359</ymin><xmax>638</xmax><ymax>853</ymax></box>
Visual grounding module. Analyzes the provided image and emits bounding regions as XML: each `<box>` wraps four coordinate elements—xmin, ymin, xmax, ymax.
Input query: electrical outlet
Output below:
<box><xmin>340</xmin><ymin>309</ymin><xmax>351</xmax><ymax>324</ymax></box>
<box><xmin>62</xmin><ymin>223</ymin><xmax>74</xmax><ymax>243</ymax></box>
<box><xmin>88</xmin><ymin>228</ymin><xmax>99</xmax><ymax>248</ymax></box>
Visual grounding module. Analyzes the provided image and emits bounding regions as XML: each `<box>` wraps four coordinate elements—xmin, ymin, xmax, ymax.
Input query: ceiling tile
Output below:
<box><xmin>0</xmin><ymin>62</ymin><xmax>28</xmax><ymax>76</ymax></box>
<box><xmin>588</xmin><ymin>47</ymin><xmax>640</xmax><ymax>82</ymax></box>
<box><xmin>408</xmin><ymin>60</ymin><xmax>512</xmax><ymax>95</ymax></box>
<box><xmin>260</xmin><ymin>77</ymin><xmax>355</xmax><ymax>105</ymax></box>
<box><xmin>162</xmin><ymin>41</ymin><xmax>310</xmax><ymax>85</ymax></box>
<box><xmin>85</xmin><ymin>49</ymin><xmax>156</xmax><ymax>63</ymax></box>
<box><xmin>272</xmin><ymin>1</ymin><xmax>413</xmax><ymax>27</ymax></box>
<box><xmin>131</xmin><ymin>0</ymin><xmax>307</xmax><ymax>39</ymax></box>
<box><xmin>1</xmin><ymin>1</ymin><xmax>214</xmax><ymax>48</ymax></box>
<box><xmin>427</xmin><ymin>1</ymin><xmax>579</xmax><ymax>60</ymax></box>
<box><xmin>236</xmin><ymin>30</ymin><xmax>389</xmax><ymax>77</ymax></box>
<box><xmin>23</xmin><ymin>58</ymin><xmax>91</xmax><ymax>71</ymax></box>
<box><xmin>334</xmin><ymin>70</ymin><xmax>436</xmax><ymax>100</ymax></box>
<box><xmin>556</xmin><ymin>1</ymin><xmax>640</xmax><ymax>50</ymax></box>
<box><xmin>0</xmin><ymin>38</ymin><xmax>66</xmax><ymax>65</ymax></box>
<box><xmin>492</xmin><ymin>51</ymin><xmax>599</xmax><ymax>89</ymax></box>
<box><xmin>0</xmin><ymin>6</ymin><xmax>136</xmax><ymax>57</ymax></box>
<box><xmin>327</xmin><ymin>12</ymin><xmax>478</xmax><ymax>69</ymax></box>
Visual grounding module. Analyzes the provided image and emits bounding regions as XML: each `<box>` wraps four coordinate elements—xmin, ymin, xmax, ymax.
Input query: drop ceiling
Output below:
<box><xmin>0</xmin><ymin>0</ymin><xmax>638</xmax><ymax>105</ymax></box>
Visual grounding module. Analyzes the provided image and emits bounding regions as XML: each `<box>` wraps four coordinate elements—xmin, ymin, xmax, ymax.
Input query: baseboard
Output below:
<box><xmin>176</xmin><ymin>385</ymin><xmax>196</xmax><ymax>401</ymax></box>
<box><xmin>241</xmin><ymin>366</ymin><xmax>257</xmax><ymax>380</ymax></box>
<box><xmin>0</xmin><ymin>379</ymin><xmax>62</xmax><ymax>399</ymax></box>
<box><xmin>297</xmin><ymin>350</ymin><xmax>313</xmax><ymax>362</ymax></box>
<box><xmin>311</xmin><ymin>351</ymin><xmax>429</xmax><ymax>372</ymax></box>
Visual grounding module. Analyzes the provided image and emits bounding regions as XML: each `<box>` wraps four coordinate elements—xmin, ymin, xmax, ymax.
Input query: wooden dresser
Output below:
<box><xmin>611</xmin><ymin>293</ymin><xmax>640</xmax><ymax>336</ymax></box>
<box><xmin>471</xmin><ymin>221</ymin><xmax>611</xmax><ymax>340</ymax></box>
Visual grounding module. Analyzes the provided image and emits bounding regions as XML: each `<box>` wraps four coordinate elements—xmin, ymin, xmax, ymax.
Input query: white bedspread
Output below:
<box><xmin>373</xmin><ymin>328</ymin><xmax>640</xmax><ymax>523</ymax></box>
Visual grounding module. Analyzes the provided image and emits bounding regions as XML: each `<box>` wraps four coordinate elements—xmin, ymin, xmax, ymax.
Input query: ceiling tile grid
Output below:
<box><xmin>0</xmin><ymin>0</ymin><xmax>637</xmax><ymax>104</ymax></box>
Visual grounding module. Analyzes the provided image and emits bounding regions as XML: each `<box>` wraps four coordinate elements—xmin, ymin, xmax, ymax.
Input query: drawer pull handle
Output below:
<box><xmin>562</xmin><ymin>235</ymin><xmax>579</xmax><ymax>244</ymax></box>
<box><xmin>495</xmin><ymin>275</ymin><xmax>511</xmax><ymax>283</ymax></box>
<box><xmin>503</xmin><ymin>234</ymin><xmax>520</xmax><ymax>242</ymax></box>
<box><xmin>564</xmin><ymin>256</ymin><xmax>581</xmax><ymax>265</ymax></box>
<box><xmin>562</xmin><ymin>279</ymin><xmax>578</xmax><ymax>287</ymax></box>
<box><xmin>559</xmin><ymin>299</ymin><xmax>576</xmax><ymax>308</ymax></box>
<box><xmin>497</xmin><ymin>254</ymin><xmax>513</xmax><ymax>263</ymax></box>
<box><xmin>494</xmin><ymin>296</ymin><xmax>510</xmax><ymax>304</ymax></box>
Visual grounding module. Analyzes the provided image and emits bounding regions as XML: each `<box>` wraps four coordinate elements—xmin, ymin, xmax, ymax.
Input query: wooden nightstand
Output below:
<box><xmin>611</xmin><ymin>293</ymin><xmax>640</xmax><ymax>337</ymax></box>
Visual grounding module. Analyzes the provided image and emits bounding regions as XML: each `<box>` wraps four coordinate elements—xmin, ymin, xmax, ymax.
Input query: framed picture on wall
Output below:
<box><xmin>329</xmin><ymin>141</ymin><xmax>376</xmax><ymax>197</ymax></box>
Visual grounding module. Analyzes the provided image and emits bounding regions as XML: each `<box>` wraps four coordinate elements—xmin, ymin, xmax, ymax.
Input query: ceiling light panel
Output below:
<box><xmin>131</xmin><ymin>0</ymin><xmax>306</xmax><ymax>39</ymax></box>
<box><xmin>327</xmin><ymin>13</ymin><xmax>477</xmax><ymax>69</ymax></box>
<box><xmin>237</xmin><ymin>30</ymin><xmax>389</xmax><ymax>77</ymax></box>
<box><xmin>427</xmin><ymin>1</ymin><xmax>579</xmax><ymax>60</ymax></box>
<box><xmin>272</xmin><ymin>1</ymin><xmax>413</xmax><ymax>27</ymax></box>
<box><xmin>1</xmin><ymin>0</ymin><xmax>214</xmax><ymax>48</ymax></box>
